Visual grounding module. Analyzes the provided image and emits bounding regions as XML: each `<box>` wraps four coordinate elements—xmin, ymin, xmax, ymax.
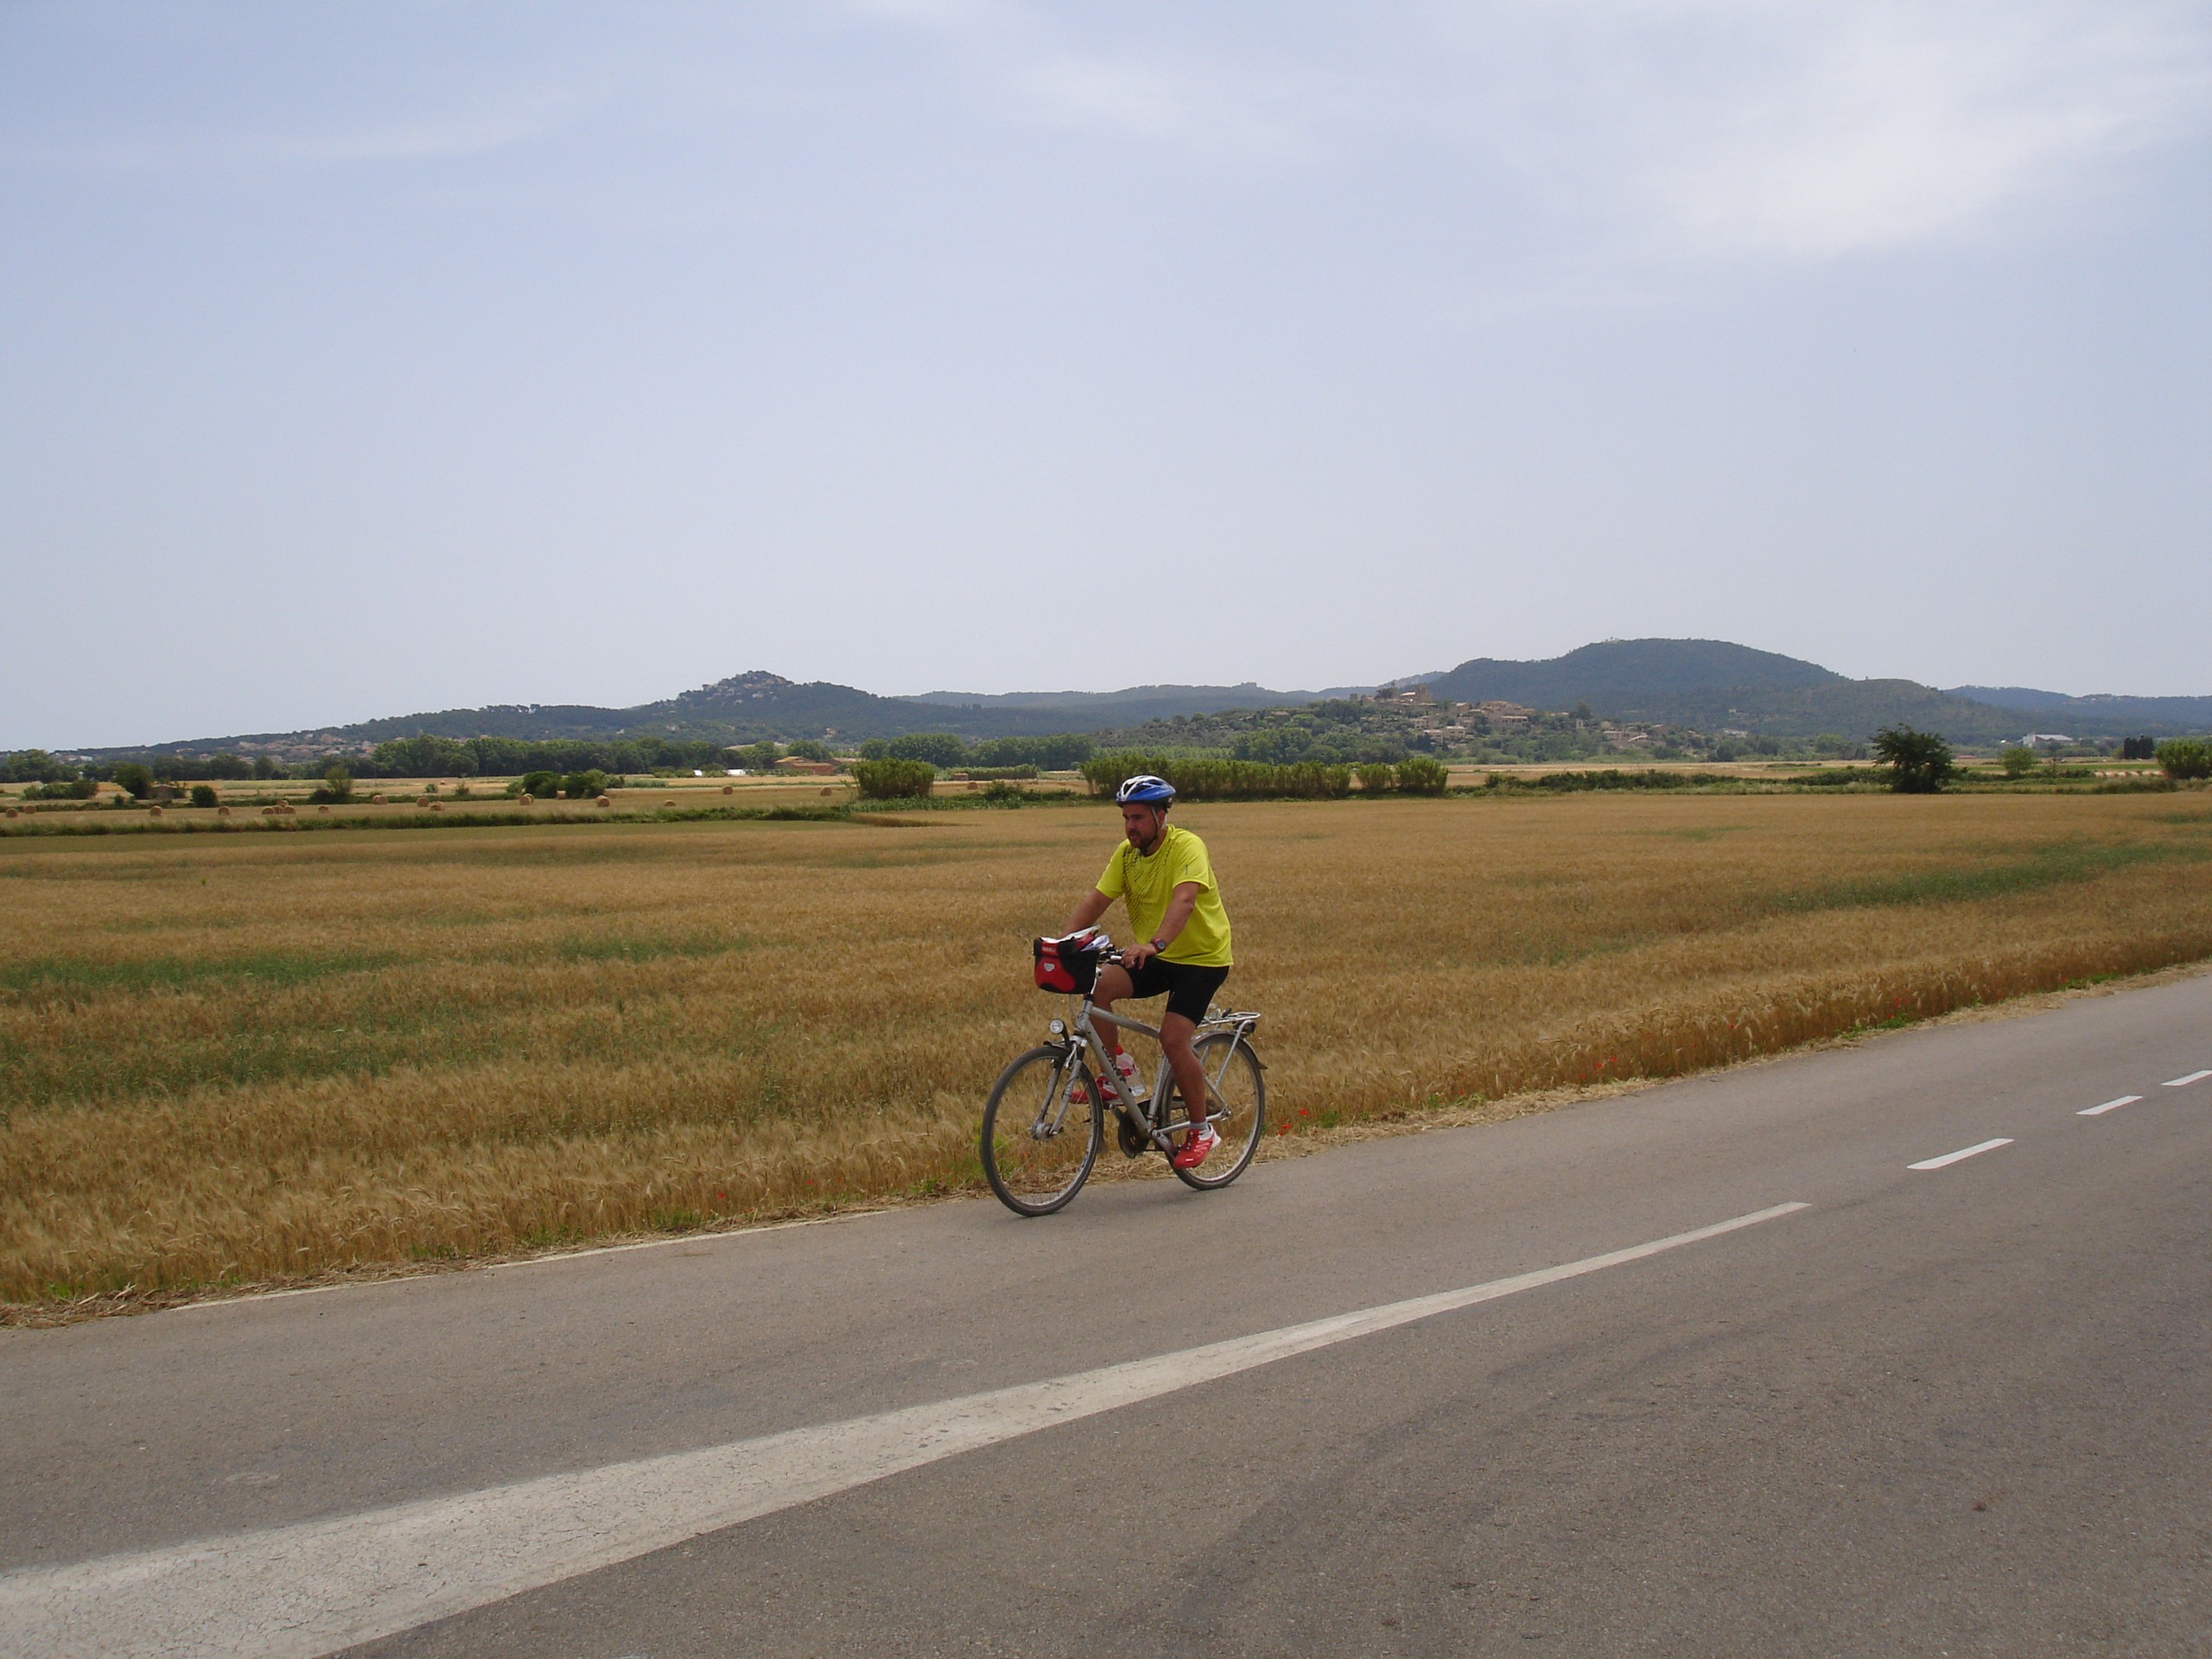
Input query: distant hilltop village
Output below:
<box><xmin>1356</xmin><ymin>683</ymin><xmax>1671</xmax><ymax>751</ymax></box>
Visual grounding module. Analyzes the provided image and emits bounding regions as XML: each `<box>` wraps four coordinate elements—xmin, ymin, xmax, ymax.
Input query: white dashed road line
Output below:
<box><xmin>1909</xmin><ymin>1138</ymin><xmax>2014</xmax><ymax>1171</ymax></box>
<box><xmin>2161</xmin><ymin>1069</ymin><xmax>2212</xmax><ymax>1088</ymax></box>
<box><xmin>2079</xmin><ymin>1096</ymin><xmax>2143</xmax><ymax>1116</ymax></box>
<box><xmin>0</xmin><ymin>1202</ymin><xmax>1810</xmax><ymax>1659</ymax></box>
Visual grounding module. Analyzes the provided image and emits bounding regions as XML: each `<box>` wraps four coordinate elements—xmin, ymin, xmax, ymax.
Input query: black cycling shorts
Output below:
<box><xmin>1119</xmin><ymin>957</ymin><xmax>1230</xmax><ymax>1024</ymax></box>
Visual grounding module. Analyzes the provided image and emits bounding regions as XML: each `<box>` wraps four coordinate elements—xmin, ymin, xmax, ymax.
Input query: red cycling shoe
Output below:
<box><xmin>1171</xmin><ymin>1122</ymin><xmax>1218</xmax><ymax>1171</ymax></box>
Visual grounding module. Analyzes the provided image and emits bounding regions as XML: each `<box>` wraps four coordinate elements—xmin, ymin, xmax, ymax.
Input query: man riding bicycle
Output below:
<box><xmin>1060</xmin><ymin>775</ymin><xmax>1233</xmax><ymax>1171</ymax></box>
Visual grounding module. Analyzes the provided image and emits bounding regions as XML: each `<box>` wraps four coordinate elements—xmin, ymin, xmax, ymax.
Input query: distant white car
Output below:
<box><xmin>728</xmin><ymin>768</ymin><xmax>746</xmax><ymax>777</ymax></box>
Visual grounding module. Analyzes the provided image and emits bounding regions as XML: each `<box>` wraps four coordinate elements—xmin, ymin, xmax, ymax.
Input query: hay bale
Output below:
<box><xmin>594</xmin><ymin>794</ymin><xmax>612</xmax><ymax>808</ymax></box>
<box><xmin>429</xmin><ymin>801</ymin><xmax>443</xmax><ymax>812</ymax></box>
<box><xmin>371</xmin><ymin>792</ymin><xmax>386</xmax><ymax>805</ymax></box>
<box><xmin>317</xmin><ymin>804</ymin><xmax>330</xmax><ymax>814</ymax></box>
<box><xmin>821</xmin><ymin>787</ymin><xmax>833</xmax><ymax>797</ymax></box>
<box><xmin>518</xmin><ymin>793</ymin><xmax>533</xmax><ymax>806</ymax></box>
<box><xmin>218</xmin><ymin>805</ymin><xmax>231</xmax><ymax>817</ymax></box>
<box><xmin>721</xmin><ymin>785</ymin><xmax>734</xmax><ymax>795</ymax></box>
<box><xmin>416</xmin><ymin>796</ymin><xmax>432</xmax><ymax>808</ymax></box>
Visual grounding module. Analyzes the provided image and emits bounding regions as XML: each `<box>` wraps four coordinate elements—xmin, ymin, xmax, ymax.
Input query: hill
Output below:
<box><xmin>48</xmin><ymin>644</ymin><xmax>2209</xmax><ymax>765</ymax></box>
<box><xmin>1424</xmin><ymin>640</ymin><xmax>2195</xmax><ymax>743</ymax></box>
<box><xmin>1945</xmin><ymin>686</ymin><xmax>2212</xmax><ymax>734</ymax></box>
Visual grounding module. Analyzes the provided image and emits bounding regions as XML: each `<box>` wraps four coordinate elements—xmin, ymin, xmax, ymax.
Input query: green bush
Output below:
<box><xmin>517</xmin><ymin>770</ymin><xmax>562</xmax><ymax>798</ymax></box>
<box><xmin>189</xmin><ymin>784</ymin><xmax>219</xmax><ymax>809</ymax></box>
<box><xmin>1356</xmin><ymin>764</ymin><xmax>1395</xmax><ymax>794</ymax></box>
<box><xmin>1997</xmin><ymin>746</ymin><xmax>2037</xmax><ymax>778</ymax></box>
<box><xmin>562</xmin><ymin>770</ymin><xmax>608</xmax><ymax>799</ymax></box>
<box><xmin>852</xmin><ymin>758</ymin><xmax>938</xmax><ymax>800</ymax></box>
<box><xmin>111</xmin><ymin>762</ymin><xmax>155</xmax><ymax>799</ymax></box>
<box><xmin>1872</xmin><ymin>725</ymin><xmax>1955</xmax><ymax>793</ymax></box>
<box><xmin>24</xmin><ymin>777</ymin><xmax>99</xmax><ymax>801</ymax></box>
<box><xmin>1395</xmin><ymin>756</ymin><xmax>1449</xmax><ymax>796</ymax></box>
<box><xmin>1080</xmin><ymin>753</ymin><xmax>1352</xmax><ymax>801</ymax></box>
<box><xmin>2155</xmin><ymin>737</ymin><xmax>2212</xmax><ymax>781</ymax></box>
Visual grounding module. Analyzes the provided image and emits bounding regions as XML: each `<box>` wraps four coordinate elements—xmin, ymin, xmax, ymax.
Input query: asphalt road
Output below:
<box><xmin>3</xmin><ymin>971</ymin><xmax>2209</xmax><ymax>1657</ymax></box>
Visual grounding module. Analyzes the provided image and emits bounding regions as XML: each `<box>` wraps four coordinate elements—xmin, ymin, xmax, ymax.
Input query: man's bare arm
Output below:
<box><xmin>1062</xmin><ymin>888</ymin><xmax>1114</xmax><ymax>935</ymax></box>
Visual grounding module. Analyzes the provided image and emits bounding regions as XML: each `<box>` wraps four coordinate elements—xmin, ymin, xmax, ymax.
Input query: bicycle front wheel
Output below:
<box><xmin>1170</xmin><ymin>1033</ymin><xmax>1265</xmax><ymax>1191</ymax></box>
<box><xmin>981</xmin><ymin>1046</ymin><xmax>1101</xmax><ymax>1216</ymax></box>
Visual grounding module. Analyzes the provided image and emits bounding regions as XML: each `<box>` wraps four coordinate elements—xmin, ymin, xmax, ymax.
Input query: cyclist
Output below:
<box><xmin>1059</xmin><ymin>775</ymin><xmax>1233</xmax><ymax>1171</ymax></box>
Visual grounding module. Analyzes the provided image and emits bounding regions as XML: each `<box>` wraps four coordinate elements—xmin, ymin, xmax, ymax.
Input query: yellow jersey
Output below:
<box><xmin>1096</xmin><ymin>823</ymin><xmax>1232</xmax><ymax>968</ymax></box>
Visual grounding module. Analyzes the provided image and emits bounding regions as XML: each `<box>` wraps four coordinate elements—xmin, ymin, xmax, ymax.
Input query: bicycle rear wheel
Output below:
<box><xmin>1169</xmin><ymin>1033</ymin><xmax>1265</xmax><ymax>1191</ymax></box>
<box><xmin>981</xmin><ymin>1046</ymin><xmax>1102</xmax><ymax>1216</ymax></box>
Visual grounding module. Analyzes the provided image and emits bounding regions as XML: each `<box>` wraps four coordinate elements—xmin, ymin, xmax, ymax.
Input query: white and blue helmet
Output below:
<box><xmin>1115</xmin><ymin>774</ymin><xmax>1176</xmax><ymax>805</ymax></box>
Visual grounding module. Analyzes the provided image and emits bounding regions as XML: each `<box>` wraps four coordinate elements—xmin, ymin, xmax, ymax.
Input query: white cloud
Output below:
<box><xmin>853</xmin><ymin>0</ymin><xmax>2212</xmax><ymax>262</ymax></box>
<box><xmin>1490</xmin><ymin>0</ymin><xmax>2212</xmax><ymax>261</ymax></box>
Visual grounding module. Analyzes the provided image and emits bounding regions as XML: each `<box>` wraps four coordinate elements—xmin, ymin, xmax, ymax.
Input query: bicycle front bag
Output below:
<box><xmin>1033</xmin><ymin>930</ymin><xmax>1108</xmax><ymax>994</ymax></box>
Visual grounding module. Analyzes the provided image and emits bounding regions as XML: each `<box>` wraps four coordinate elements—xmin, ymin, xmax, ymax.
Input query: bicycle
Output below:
<box><xmin>981</xmin><ymin>931</ymin><xmax>1267</xmax><ymax>1216</ymax></box>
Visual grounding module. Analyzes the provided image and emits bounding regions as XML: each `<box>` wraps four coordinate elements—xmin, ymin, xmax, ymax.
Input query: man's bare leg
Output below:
<box><xmin>1089</xmin><ymin>963</ymin><xmax>1135</xmax><ymax>1092</ymax></box>
<box><xmin>1160</xmin><ymin>1011</ymin><xmax>1210</xmax><ymax>1126</ymax></box>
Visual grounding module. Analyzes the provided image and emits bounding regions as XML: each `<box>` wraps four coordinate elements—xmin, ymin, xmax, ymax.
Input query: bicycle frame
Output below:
<box><xmin>1047</xmin><ymin>976</ymin><xmax>1262</xmax><ymax>1154</ymax></box>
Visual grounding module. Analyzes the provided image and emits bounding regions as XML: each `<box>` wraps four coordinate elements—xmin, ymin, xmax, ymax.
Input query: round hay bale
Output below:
<box><xmin>218</xmin><ymin>805</ymin><xmax>231</xmax><ymax>817</ymax></box>
<box><xmin>820</xmin><ymin>787</ymin><xmax>833</xmax><ymax>797</ymax></box>
<box><xmin>594</xmin><ymin>794</ymin><xmax>612</xmax><ymax>808</ymax></box>
<box><xmin>518</xmin><ymin>793</ymin><xmax>533</xmax><ymax>805</ymax></box>
<box><xmin>371</xmin><ymin>792</ymin><xmax>387</xmax><ymax>805</ymax></box>
<box><xmin>416</xmin><ymin>796</ymin><xmax>433</xmax><ymax>808</ymax></box>
<box><xmin>721</xmin><ymin>785</ymin><xmax>734</xmax><ymax>795</ymax></box>
<box><xmin>664</xmin><ymin>798</ymin><xmax>677</xmax><ymax>808</ymax></box>
<box><xmin>148</xmin><ymin>805</ymin><xmax>162</xmax><ymax>817</ymax></box>
<box><xmin>429</xmin><ymin>801</ymin><xmax>443</xmax><ymax>812</ymax></box>
<box><xmin>317</xmin><ymin>804</ymin><xmax>330</xmax><ymax>814</ymax></box>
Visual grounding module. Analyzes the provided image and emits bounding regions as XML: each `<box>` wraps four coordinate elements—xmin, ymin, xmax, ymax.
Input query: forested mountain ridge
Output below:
<box><xmin>48</xmin><ymin>641</ymin><xmax>2208</xmax><ymax>763</ymax></box>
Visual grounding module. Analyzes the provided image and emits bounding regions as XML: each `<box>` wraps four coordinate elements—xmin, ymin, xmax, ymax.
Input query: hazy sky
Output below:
<box><xmin>4</xmin><ymin>2</ymin><xmax>2209</xmax><ymax>747</ymax></box>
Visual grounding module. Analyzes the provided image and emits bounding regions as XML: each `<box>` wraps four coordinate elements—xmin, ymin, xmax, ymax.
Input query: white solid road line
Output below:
<box><xmin>0</xmin><ymin>1202</ymin><xmax>1809</xmax><ymax>1659</ymax></box>
<box><xmin>168</xmin><ymin>1211</ymin><xmax>893</xmax><ymax>1316</ymax></box>
<box><xmin>2161</xmin><ymin>1069</ymin><xmax>2212</xmax><ymax>1088</ymax></box>
<box><xmin>2079</xmin><ymin>1096</ymin><xmax>2144</xmax><ymax>1116</ymax></box>
<box><xmin>1908</xmin><ymin>1138</ymin><xmax>2015</xmax><ymax>1171</ymax></box>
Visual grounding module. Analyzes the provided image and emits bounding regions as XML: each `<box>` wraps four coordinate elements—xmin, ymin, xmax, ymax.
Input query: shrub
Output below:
<box><xmin>1080</xmin><ymin>753</ymin><xmax>1353</xmax><ymax>801</ymax></box>
<box><xmin>562</xmin><ymin>770</ymin><xmax>608</xmax><ymax>799</ymax></box>
<box><xmin>1998</xmin><ymin>746</ymin><xmax>2037</xmax><ymax>778</ymax></box>
<box><xmin>1357</xmin><ymin>764</ymin><xmax>1395</xmax><ymax>795</ymax></box>
<box><xmin>111</xmin><ymin>762</ymin><xmax>155</xmax><ymax>799</ymax></box>
<box><xmin>1395</xmin><ymin>756</ymin><xmax>1450</xmax><ymax>796</ymax></box>
<box><xmin>784</xmin><ymin>739</ymin><xmax>834</xmax><ymax>762</ymax></box>
<box><xmin>24</xmin><ymin>778</ymin><xmax>98</xmax><ymax>800</ymax></box>
<box><xmin>321</xmin><ymin>766</ymin><xmax>353</xmax><ymax>803</ymax></box>
<box><xmin>1872</xmin><ymin>726</ymin><xmax>1954</xmax><ymax>793</ymax></box>
<box><xmin>956</xmin><ymin>766</ymin><xmax>1039</xmax><ymax>781</ymax></box>
<box><xmin>515</xmin><ymin>770</ymin><xmax>562</xmax><ymax>798</ymax></box>
<box><xmin>852</xmin><ymin>758</ymin><xmax>938</xmax><ymax>799</ymax></box>
<box><xmin>189</xmin><ymin>784</ymin><xmax>219</xmax><ymax>809</ymax></box>
<box><xmin>2155</xmin><ymin>738</ymin><xmax>2212</xmax><ymax>781</ymax></box>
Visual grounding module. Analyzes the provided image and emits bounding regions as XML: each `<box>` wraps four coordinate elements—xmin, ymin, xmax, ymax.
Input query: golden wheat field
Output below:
<box><xmin>4</xmin><ymin>789</ymin><xmax>2211</xmax><ymax>1315</ymax></box>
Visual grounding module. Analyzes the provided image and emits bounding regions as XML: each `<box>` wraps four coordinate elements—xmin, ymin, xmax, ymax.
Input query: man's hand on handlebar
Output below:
<box><xmin>1123</xmin><ymin>938</ymin><xmax>1164</xmax><ymax>970</ymax></box>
